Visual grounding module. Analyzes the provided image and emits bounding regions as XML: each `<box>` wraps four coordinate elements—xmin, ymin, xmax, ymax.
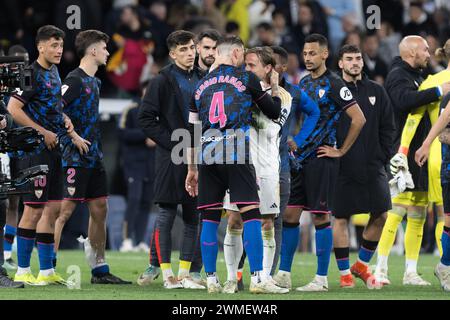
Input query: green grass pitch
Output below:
<box><xmin>0</xmin><ymin>250</ymin><xmax>449</xmax><ymax>300</ymax></box>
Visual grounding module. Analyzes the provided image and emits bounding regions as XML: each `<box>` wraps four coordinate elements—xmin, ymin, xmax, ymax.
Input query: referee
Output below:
<box><xmin>333</xmin><ymin>44</ymin><xmax>395</xmax><ymax>289</ymax></box>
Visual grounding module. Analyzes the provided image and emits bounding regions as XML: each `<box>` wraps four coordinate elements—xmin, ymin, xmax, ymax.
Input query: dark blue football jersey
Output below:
<box><xmin>189</xmin><ymin>64</ymin><xmax>276</xmax><ymax>164</ymax></box>
<box><xmin>12</xmin><ymin>61</ymin><xmax>66</xmax><ymax>155</ymax></box>
<box><xmin>60</xmin><ymin>67</ymin><xmax>102</xmax><ymax>168</ymax></box>
<box><xmin>296</xmin><ymin>69</ymin><xmax>357</xmax><ymax>163</ymax></box>
<box><xmin>440</xmin><ymin>93</ymin><xmax>450</xmax><ymax>184</ymax></box>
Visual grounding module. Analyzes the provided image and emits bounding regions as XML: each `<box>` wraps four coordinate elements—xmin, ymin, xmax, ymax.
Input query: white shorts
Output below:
<box><xmin>223</xmin><ymin>175</ymin><xmax>280</xmax><ymax>216</ymax></box>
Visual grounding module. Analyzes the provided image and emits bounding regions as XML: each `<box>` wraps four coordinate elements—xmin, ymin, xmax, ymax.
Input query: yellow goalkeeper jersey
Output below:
<box><xmin>399</xmin><ymin>69</ymin><xmax>450</xmax><ymax>204</ymax></box>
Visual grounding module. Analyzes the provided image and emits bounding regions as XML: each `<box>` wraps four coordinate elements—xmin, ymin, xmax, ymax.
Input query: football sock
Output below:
<box><xmin>4</xmin><ymin>225</ymin><xmax>16</xmax><ymax>259</ymax></box>
<box><xmin>334</xmin><ymin>247</ymin><xmax>350</xmax><ymax>275</ymax></box>
<box><xmin>36</xmin><ymin>233</ymin><xmax>54</xmax><ymax>271</ymax></box>
<box><xmin>200</xmin><ymin>220</ymin><xmax>219</xmax><ymax>274</ymax></box>
<box><xmin>441</xmin><ymin>226</ymin><xmax>450</xmax><ymax>266</ymax></box>
<box><xmin>404</xmin><ymin>210</ymin><xmax>426</xmax><ymax>273</ymax></box>
<box><xmin>224</xmin><ymin>226</ymin><xmax>243</xmax><ymax>281</ymax></box>
<box><xmin>178</xmin><ymin>260</ymin><xmax>191</xmax><ymax>279</ymax></box>
<box><xmin>92</xmin><ymin>263</ymin><xmax>110</xmax><ymax>276</ymax></box>
<box><xmin>435</xmin><ymin>217</ymin><xmax>444</xmax><ymax>257</ymax></box>
<box><xmin>377</xmin><ymin>208</ymin><xmax>405</xmax><ymax>257</ymax></box>
<box><xmin>358</xmin><ymin>239</ymin><xmax>378</xmax><ymax>265</ymax></box>
<box><xmin>315</xmin><ymin>222</ymin><xmax>332</xmax><ymax>276</ymax></box>
<box><xmin>243</xmin><ymin>218</ymin><xmax>263</xmax><ymax>274</ymax></box>
<box><xmin>262</xmin><ymin>227</ymin><xmax>275</xmax><ymax>277</ymax></box>
<box><xmin>17</xmin><ymin>227</ymin><xmax>36</xmax><ymax>270</ymax></box>
<box><xmin>279</xmin><ymin>222</ymin><xmax>300</xmax><ymax>272</ymax></box>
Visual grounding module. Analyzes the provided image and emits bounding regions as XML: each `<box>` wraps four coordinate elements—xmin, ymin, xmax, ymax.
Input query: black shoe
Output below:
<box><xmin>91</xmin><ymin>272</ymin><xmax>132</xmax><ymax>285</ymax></box>
<box><xmin>237</xmin><ymin>277</ymin><xmax>244</xmax><ymax>291</ymax></box>
<box><xmin>0</xmin><ymin>273</ymin><xmax>24</xmax><ymax>288</ymax></box>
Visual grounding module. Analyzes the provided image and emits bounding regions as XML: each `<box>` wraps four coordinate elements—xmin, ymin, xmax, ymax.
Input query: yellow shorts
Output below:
<box><xmin>392</xmin><ymin>191</ymin><xmax>428</xmax><ymax>207</ymax></box>
<box><xmin>428</xmin><ymin>139</ymin><xmax>443</xmax><ymax>206</ymax></box>
<box><xmin>351</xmin><ymin>213</ymin><xmax>370</xmax><ymax>226</ymax></box>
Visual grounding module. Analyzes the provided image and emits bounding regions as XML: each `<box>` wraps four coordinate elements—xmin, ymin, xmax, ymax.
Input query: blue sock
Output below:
<box><xmin>243</xmin><ymin>218</ymin><xmax>263</xmax><ymax>273</ymax></box>
<box><xmin>92</xmin><ymin>264</ymin><xmax>110</xmax><ymax>276</ymax></box>
<box><xmin>4</xmin><ymin>225</ymin><xmax>16</xmax><ymax>252</ymax></box>
<box><xmin>334</xmin><ymin>247</ymin><xmax>350</xmax><ymax>271</ymax></box>
<box><xmin>441</xmin><ymin>226</ymin><xmax>450</xmax><ymax>266</ymax></box>
<box><xmin>279</xmin><ymin>222</ymin><xmax>300</xmax><ymax>272</ymax></box>
<box><xmin>358</xmin><ymin>239</ymin><xmax>378</xmax><ymax>264</ymax></box>
<box><xmin>36</xmin><ymin>233</ymin><xmax>54</xmax><ymax>271</ymax></box>
<box><xmin>315</xmin><ymin>223</ymin><xmax>332</xmax><ymax>276</ymax></box>
<box><xmin>53</xmin><ymin>251</ymin><xmax>57</xmax><ymax>268</ymax></box>
<box><xmin>17</xmin><ymin>228</ymin><xmax>36</xmax><ymax>269</ymax></box>
<box><xmin>200</xmin><ymin>220</ymin><xmax>219</xmax><ymax>273</ymax></box>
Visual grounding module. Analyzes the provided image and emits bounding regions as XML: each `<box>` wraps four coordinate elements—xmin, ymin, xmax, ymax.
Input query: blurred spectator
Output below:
<box><xmin>248</xmin><ymin>0</ymin><xmax>275</xmax><ymax>32</ymax></box>
<box><xmin>198</xmin><ymin>0</ymin><xmax>227</xmax><ymax>32</ymax></box>
<box><xmin>433</xmin><ymin>7</ymin><xmax>450</xmax><ymax>44</ymax></box>
<box><xmin>377</xmin><ymin>20</ymin><xmax>402</xmax><ymax>66</ymax></box>
<box><xmin>107</xmin><ymin>5</ymin><xmax>155</xmax><ymax>98</ymax></box>
<box><xmin>291</xmin><ymin>1</ymin><xmax>328</xmax><ymax>55</ymax></box>
<box><xmin>272</xmin><ymin>8</ymin><xmax>300</xmax><ymax>53</ymax></box>
<box><xmin>286</xmin><ymin>51</ymin><xmax>308</xmax><ymax>84</ymax></box>
<box><xmin>318</xmin><ymin>0</ymin><xmax>358</xmax><ymax>53</ymax></box>
<box><xmin>423</xmin><ymin>34</ymin><xmax>446</xmax><ymax>77</ymax></box>
<box><xmin>220</xmin><ymin>0</ymin><xmax>251</xmax><ymax>44</ymax></box>
<box><xmin>249</xmin><ymin>22</ymin><xmax>277</xmax><ymax>47</ymax></box>
<box><xmin>403</xmin><ymin>1</ymin><xmax>438</xmax><ymax>37</ymax></box>
<box><xmin>119</xmin><ymin>96</ymin><xmax>156</xmax><ymax>252</ymax></box>
<box><xmin>225</xmin><ymin>21</ymin><xmax>240</xmax><ymax>37</ymax></box>
<box><xmin>362</xmin><ymin>33</ymin><xmax>388</xmax><ymax>84</ymax></box>
<box><xmin>0</xmin><ymin>0</ymin><xmax>23</xmax><ymax>51</ymax></box>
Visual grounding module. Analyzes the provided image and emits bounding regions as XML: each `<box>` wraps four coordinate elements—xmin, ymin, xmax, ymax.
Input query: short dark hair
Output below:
<box><xmin>245</xmin><ymin>46</ymin><xmax>275</xmax><ymax>67</ymax></box>
<box><xmin>257</xmin><ymin>22</ymin><xmax>273</xmax><ymax>32</ymax></box>
<box><xmin>166</xmin><ymin>30</ymin><xmax>195</xmax><ymax>50</ymax></box>
<box><xmin>197</xmin><ymin>29</ymin><xmax>222</xmax><ymax>43</ymax></box>
<box><xmin>75</xmin><ymin>30</ymin><xmax>110</xmax><ymax>58</ymax></box>
<box><xmin>36</xmin><ymin>25</ymin><xmax>65</xmax><ymax>45</ymax></box>
<box><xmin>217</xmin><ymin>35</ymin><xmax>244</xmax><ymax>48</ymax></box>
<box><xmin>270</xmin><ymin>46</ymin><xmax>288</xmax><ymax>64</ymax></box>
<box><xmin>225</xmin><ymin>21</ymin><xmax>239</xmax><ymax>33</ymax></box>
<box><xmin>8</xmin><ymin>45</ymin><xmax>28</xmax><ymax>56</ymax></box>
<box><xmin>304</xmin><ymin>33</ymin><xmax>328</xmax><ymax>48</ymax></box>
<box><xmin>338</xmin><ymin>44</ymin><xmax>361</xmax><ymax>60</ymax></box>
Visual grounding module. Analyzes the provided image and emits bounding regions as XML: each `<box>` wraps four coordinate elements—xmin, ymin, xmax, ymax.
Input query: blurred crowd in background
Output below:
<box><xmin>1</xmin><ymin>0</ymin><xmax>449</xmax><ymax>254</ymax></box>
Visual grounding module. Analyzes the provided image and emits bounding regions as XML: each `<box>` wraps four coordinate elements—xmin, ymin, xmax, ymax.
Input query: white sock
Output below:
<box><xmin>4</xmin><ymin>251</ymin><xmax>12</xmax><ymax>260</ymax></box>
<box><xmin>315</xmin><ymin>274</ymin><xmax>328</xmax><ymax>284</ymax></box>
<box><xmin>39</xmin><ymin>268</ymin><xmax>54</xmax><ymax>276</ymax></box>
<box><xmin>339</xmin><ymin>269</ymin><xmax>351</xmax><ymax>276</ymax></box>
<box><xmin>277</xmin><ymin>270</ymin><xmax>290</xmax><ymax>277</ymax></box>
<box><xmin>262</xmin><ymin>228</ymin><xmax>275</xmax><ymax>278</ymax></box>
<box><xmin>251</xmin><ymin>271</ymin><xmax>263</xmax><ymax>284</ymax></box>
<box><xmin>405</xmin><ymin>259</ymin><xmax>417</xmax><ymax>274</ymax></box>
<box><xmin>16</xmin><ymin>267</ymin><xmax>31</xmax><ymax>276</ymax></box>
<box><xmin>375</xmin><ymin>255</ymin><xmax>388</xmax><ymax>273</ymax></box>
<box><xmin>162</xmin><ymin>268</ymin><xmax>174</xmax><ymax>281</ymax></box>
<box><xmin>224</xmin><ymin>227</ymin><xmax>243</xmax><ymax>281</ymax></box>
<box><xmin>206</xmin><ymin>273</ymin><xmax>218</xmax><ymax>286</ymax></box>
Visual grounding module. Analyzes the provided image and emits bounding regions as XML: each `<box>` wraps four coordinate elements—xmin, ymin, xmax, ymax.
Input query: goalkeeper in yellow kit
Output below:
<box><xmin>374</xmin><ymin>38</ymin><xmax>450</xmax><ymax>285</ymax></box>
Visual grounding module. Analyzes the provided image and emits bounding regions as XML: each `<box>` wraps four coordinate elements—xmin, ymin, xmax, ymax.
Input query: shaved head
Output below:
<box><xmin>399</xmin><ymin>35</ymin><xmax>430</xmax><ymax>69</ymax></box>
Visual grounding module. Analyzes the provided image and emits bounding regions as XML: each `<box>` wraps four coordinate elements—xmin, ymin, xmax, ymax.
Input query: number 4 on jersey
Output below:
<box><xmin>209</xmin><ymin>91</ymin><xmax>227</xmax><ymax>128</ymax></box>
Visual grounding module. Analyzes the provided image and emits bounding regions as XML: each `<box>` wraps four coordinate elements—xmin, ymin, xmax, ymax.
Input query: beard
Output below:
<box><xmin>201</xmin><ymin>56</ymin><xmax>215</xmax><ymax>68</ymax></box>
<box><xmin>343</xmin><ymin>67</ymin><xmax>361</xmax><ymax>78</ymax></box>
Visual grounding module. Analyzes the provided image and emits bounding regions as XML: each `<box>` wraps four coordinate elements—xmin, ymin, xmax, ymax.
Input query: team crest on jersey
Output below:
<box><xmin>61</xmin><ymin>84</ymin><xmax>69</xmax><ymax>95</ymax></box>
<box><xmin>68</xmin><ymin>187</ymin><xmax>76</xmax><ymax>196</ymax></box>
<box><xmin>318</xmin><ymin>89</ymin><xmax>325</xmax><ymax>98</ymax></box>
<box><xmin>369</xmin><ymin>96</ymin><xmax>376</xmax><ymax>105</ymax></box>
<box><xmin>414</xmin><ymin>81</ymin><xmax>419</xmax><ymax>88</ymax></box>
<box><xmin>35</xmin><ymin>190</ymin><xmax>43</xmax><ymax>199</ymax></box>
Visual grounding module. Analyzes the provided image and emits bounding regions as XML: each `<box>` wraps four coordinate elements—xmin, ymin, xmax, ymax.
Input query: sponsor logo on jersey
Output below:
<box><xmin>61</xmin><ymin>84</ymin><xmax>69</xmax><ymax>95</ymax></box>
<box><xmin>340</xmin><ymin>87</ymin><xmax>353</xmax><ymax>101</ymax></box>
